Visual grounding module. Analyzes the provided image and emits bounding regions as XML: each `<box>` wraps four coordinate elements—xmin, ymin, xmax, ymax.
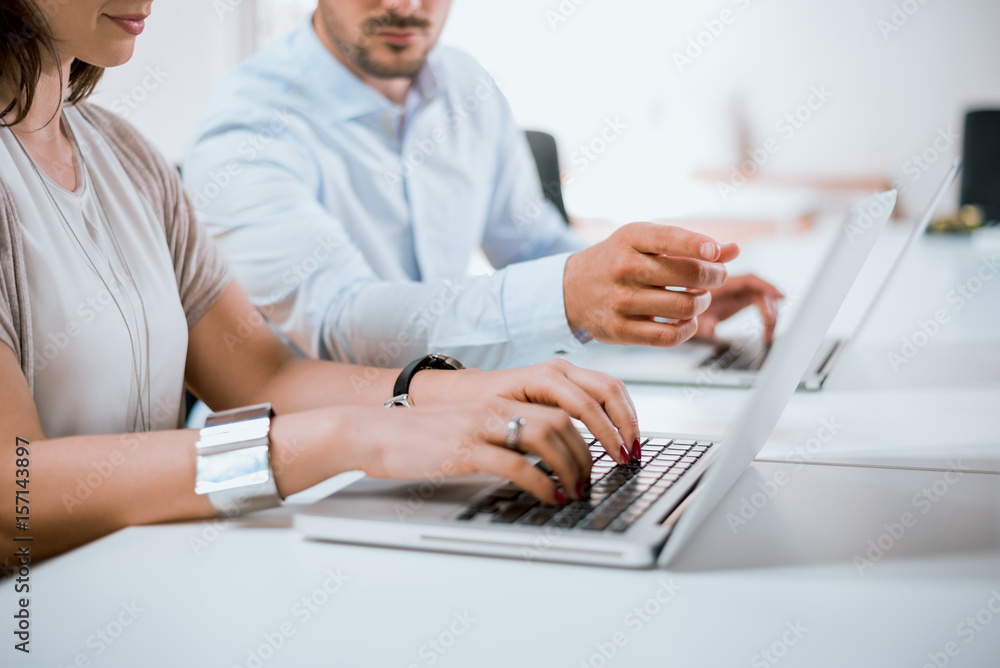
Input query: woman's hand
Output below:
<box><xmin>351</xmin><ymin>398</ymin><xmax>594</xmax><ymax>504</ymax></box>
<box><xmin>411</xmin><ymin>359</ymin><xmax>640</xmax><ymax>465</ymax></box>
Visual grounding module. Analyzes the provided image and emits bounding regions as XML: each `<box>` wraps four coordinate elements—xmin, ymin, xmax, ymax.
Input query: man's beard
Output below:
<box><xmin>330</xmin><ymin>12</ymin><xmax>432</xmax><ymax>80</ymax></box>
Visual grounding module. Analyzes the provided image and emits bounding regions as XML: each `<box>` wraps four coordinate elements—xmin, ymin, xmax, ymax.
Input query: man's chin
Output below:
<box><xmin>357</xmin><ymin>48</ymin><xmax>428</xmax><ymax>80</ymax></box>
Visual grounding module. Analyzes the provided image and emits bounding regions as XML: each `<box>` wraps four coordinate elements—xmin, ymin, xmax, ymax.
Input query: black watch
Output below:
<box><xmin>384</xmin><ymin>354</ymin><xmax>466</xmax><ymax>407</ymax></box>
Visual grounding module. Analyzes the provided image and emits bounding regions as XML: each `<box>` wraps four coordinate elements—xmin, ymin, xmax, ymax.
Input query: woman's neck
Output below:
<box><xmin>3</xmin><ymin>56</ymin><xmax>79</xmax><ymax>191</ymax></box>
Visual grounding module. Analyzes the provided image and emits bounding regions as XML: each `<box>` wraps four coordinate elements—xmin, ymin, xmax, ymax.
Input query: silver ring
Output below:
<box><xmin>504</xmin><ymin>416</ymin><xmax>526</xmax><ymax>451</ymax></box>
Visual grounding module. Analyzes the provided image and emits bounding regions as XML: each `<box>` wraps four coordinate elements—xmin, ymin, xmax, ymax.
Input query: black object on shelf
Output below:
<box><xmin>960</xmin><ymin>109</ymin><xmax>1000</xmax><ymax>225</ymax></box>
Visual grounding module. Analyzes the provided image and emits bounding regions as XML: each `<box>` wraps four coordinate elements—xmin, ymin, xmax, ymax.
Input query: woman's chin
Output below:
<box><xmin>76</xmin><ymin>44</ymin><xmax>137</xmax><ymax>70</ymax></box>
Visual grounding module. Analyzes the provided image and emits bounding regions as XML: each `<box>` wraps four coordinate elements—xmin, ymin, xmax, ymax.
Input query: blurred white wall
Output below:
<box><xmin>91</xmin><ymin>0</ymin><xmax>1000</xmax><ymax>221</ymax></box>
<box><xmin>443</xmin><ymin>0</ymin><xmax>1000</xmax><ymax>221</ymax></box>
<box><xmin>89</xmin><ymin>1</ymin><xmax>252</xmax><ymax>166</ymax></box>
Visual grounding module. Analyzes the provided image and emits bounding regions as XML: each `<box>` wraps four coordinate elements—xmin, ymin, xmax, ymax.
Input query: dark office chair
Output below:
<box><xmin>525</xmin><ymin>130</ymin><xmax>570</xmax><ymax>224</ymax></box>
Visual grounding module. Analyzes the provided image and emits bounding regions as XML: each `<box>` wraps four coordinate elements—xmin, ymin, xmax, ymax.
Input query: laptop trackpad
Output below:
<box><xmin>301</xmin><ymin>475</ymin><xmax>498</xmax><ymax>522</ymax></box>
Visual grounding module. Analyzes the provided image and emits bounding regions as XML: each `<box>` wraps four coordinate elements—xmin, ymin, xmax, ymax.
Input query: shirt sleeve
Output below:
<box><xmin>183</xmin><ymin>122</ymin><xmax>586</xmax><ymax>370</ymax></box>
<box><xmin>0</xmin><ymin>231</ymin><xmax>18</xmax><ymax>359</ymax></box>
<box><xmin>477</xmin><ymin>90</ymin><xmax>593</xmax><ymax>346</ymax></box>
<box><xmin>480</xmin><ymin>91</ymin><xmax>589</xmax><ymax>268</ymax></box>
<box><xmin>0</xmin><ymin>199</ymin><xmax>19</xmax><ymax>359</ymax></box>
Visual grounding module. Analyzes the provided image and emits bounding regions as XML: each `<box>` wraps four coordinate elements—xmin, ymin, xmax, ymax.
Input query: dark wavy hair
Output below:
<box><xmin>0</xmin><ymin>0</ymin><xmax>104</xmax><ymax>125</ymax></box>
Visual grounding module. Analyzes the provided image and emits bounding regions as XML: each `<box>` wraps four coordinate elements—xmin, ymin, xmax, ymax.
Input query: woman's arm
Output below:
<box><xmin>0</xmin><ymin>344</ymin><xmax>362</xmax><ymax>561</ymax></box>
<box><xmin>183</xmin><ymin>281</ymin><xmax>396</xmax><ymax>413</ymax></box>
<box><xmin>0</xmin><ymin>342</ymin><xmax>596</xmax><ymax>563</ymax></box>
<box><xmin>185</xmin><ymin>281</ymin><xmax>640</xmax><ymax>458</ymax></box>
<box><xmin>0</xmin><ymin>281</ymin><xmax>639</xmax><ymax>564</ymax></box>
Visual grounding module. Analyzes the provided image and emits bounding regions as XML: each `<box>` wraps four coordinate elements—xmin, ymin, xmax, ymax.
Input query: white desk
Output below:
<box><xmin>8</xmin><ymin>463</ymin><xmax>1000</xmax><ymax>667</ymax></box>
<box><xmin>4</xmin><ymin>229</ymin><xmax>999</xmax><ymax>667</ymax></box>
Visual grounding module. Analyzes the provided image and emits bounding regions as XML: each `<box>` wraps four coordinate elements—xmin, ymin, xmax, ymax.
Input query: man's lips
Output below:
<box><xmin>377</xmin><ymin>29</ymin><xmax>421</xmax><ymax>45</ymax></box>
<box><xmin>105</xmin><ymin>14</ymin><xmax>148</xmax><ymax>36</ymax></box>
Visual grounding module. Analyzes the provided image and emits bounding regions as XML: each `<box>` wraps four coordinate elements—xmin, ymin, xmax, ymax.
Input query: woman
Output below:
<box><xmin>0</xmin><ymin>0</ymin><xmax>642</xmax><ymax>563</ymax></box>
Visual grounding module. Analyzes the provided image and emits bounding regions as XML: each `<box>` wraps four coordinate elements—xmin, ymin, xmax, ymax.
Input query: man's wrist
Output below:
<box><xmin>503</xmin><ymin>252</ymin><xmax>584</xmax><ymax>360</ymax></box>
<box><xmin>562</xmin><ymin>251</ymin><xmax>587</xmax><ymax>334</ymax></box>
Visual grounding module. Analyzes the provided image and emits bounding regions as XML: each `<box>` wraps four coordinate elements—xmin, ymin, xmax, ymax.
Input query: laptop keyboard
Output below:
<box><xmin>456</xmin><ymin>437</ymin><xmax>713</xmax><ymax>533</ymax></box>
<box><xmin>699</xmin><ymin>340</ymin><xmax>772</xmax><ymax>372</ymax></box>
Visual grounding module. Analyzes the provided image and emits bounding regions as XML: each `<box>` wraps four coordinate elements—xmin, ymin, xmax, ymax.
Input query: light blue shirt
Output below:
<box><xmin>183</xmin><ymin>20</ymin><xmax>587</xmax><ymax>370</ymax></box>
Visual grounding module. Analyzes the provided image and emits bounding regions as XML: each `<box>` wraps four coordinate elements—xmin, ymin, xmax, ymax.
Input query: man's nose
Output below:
<box><xmin>382</xmin><ymin>0</ymin><xmax>421</xmax><ymax>15</ymax></box>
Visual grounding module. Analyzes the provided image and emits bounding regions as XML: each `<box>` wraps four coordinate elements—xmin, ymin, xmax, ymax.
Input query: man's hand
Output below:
<box><xmin>563</xmin><ymin>222</ymin><xmax>739</xmax><ymax>347</ymax></box>
<box><xmin>697</xmin><ymin>275</ymin><xmax>785</xmax><ymax>343</ymax></box>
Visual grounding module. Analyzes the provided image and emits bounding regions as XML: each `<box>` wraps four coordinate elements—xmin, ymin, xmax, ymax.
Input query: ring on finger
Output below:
<box><xmin>504</xmin><ymin>416</ymin><xmax>526</xmax><ymax>451</ymax></box>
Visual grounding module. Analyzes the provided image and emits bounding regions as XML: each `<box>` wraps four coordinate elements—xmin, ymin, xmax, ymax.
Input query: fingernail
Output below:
<box><xmin>619</xmin><ymin>444</ymin><xmax>630</xmax><ymax>465</ymax></box>
<box><xmin>631</xmin><ymin>438</ymin><xmax>642</xmax><ymax>462</ymax></box>
<box><xmin>554</xmin><ymin>488</ymin><xmax>568</xmax><ymax>506</ymax></box>
<box><xmin>576</xmin><ymin>481</ymin><xmax>589</xmax><ymax>499</ymax></box>
<box><xmin>700</xmin><ymin>242</ymin><xmax>719</xmax><ymax>261</ymax></box>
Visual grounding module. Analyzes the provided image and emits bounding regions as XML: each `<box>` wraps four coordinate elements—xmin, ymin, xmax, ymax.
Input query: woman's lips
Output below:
<box><xmin>105</xmin><ymin>14</ymin><xmax>147</xmax><ymax>36</ymax></box>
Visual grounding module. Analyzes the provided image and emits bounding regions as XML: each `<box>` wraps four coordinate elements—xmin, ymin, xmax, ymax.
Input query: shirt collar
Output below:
<box><xmin>297</xmin><ymin>17</ymin><xmax>443</xmax><ymax>123</ymax></box>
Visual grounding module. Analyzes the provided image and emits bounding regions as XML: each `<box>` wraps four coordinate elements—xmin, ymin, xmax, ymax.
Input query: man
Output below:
<box><xmin>183</xmin><ymin>0</ymin><xmax>781</xmax><ymax>370</ymax></box>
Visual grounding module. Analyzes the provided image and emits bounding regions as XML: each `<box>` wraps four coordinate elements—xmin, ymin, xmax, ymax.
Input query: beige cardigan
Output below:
<box><xmin>0</xmin><ymin>103</ymin><xmax>231</xmax><ymax>395</ymax></box>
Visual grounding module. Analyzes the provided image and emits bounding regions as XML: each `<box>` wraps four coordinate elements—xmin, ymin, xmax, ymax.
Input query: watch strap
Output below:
<box><xmin>386</xmin><ymin>354</ymin><xmax>465</xmax><ymax>408</ymax></box>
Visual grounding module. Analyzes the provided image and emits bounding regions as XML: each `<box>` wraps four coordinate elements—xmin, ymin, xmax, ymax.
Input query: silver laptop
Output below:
<box><xmin>295</xmin><ymin>191</ymin><xmax>896</xmax><ymax>569</ymax></box>
<box><xmin>566</xmin><ymin>162</ymin><xmax>960</xmax><ymax>391</ymax></box>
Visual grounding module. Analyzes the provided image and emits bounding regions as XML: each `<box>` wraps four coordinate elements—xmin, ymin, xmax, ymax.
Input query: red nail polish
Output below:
<box><xmin>619</xmin><ymin>444</ymin><xmax>630</xmax><ymax>465</ymax></box>
<box><xmin>554</xmin><ymin>488</ymin><xmax>568</xmax><ymax>505</ymax></box>
<box><xmin>631</xmin><ymin>438</ymin><xmax>642</xmax><ymax>462</ymax></box>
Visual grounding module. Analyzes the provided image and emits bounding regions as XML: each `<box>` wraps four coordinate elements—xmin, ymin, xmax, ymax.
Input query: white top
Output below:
<box><xmin>184</xmin><ymin>20</ymin><xmax>588</xmax><ymax>371</ymax></box>
<box><xmin>0</xmin><ymin>107</ymin><xmax>189</xmax><ymax>437</ymax></box>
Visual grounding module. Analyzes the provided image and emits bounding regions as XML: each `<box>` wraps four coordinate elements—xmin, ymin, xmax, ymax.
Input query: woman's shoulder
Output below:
<box><xmin>73</xmin><ymin>102</ymin><xmax>181</xmax><ymax>216</ymax></box>
<box><xmin>74</xmin><ymin>103</ymin><xmax>173</xmax><ymax>182</ymax></box>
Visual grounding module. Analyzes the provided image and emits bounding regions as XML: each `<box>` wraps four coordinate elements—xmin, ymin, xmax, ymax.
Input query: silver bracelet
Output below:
<box><xmin>194</xmin><ymin>403</ymin><xmax>282</xmax><ymax>515</ymax></box>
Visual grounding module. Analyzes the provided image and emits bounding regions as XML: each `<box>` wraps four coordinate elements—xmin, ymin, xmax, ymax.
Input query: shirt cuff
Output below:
<box><xmin>500</xmin><ymin>252</ymin><xmax>588</xmax><ymax>362</ymax></box>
